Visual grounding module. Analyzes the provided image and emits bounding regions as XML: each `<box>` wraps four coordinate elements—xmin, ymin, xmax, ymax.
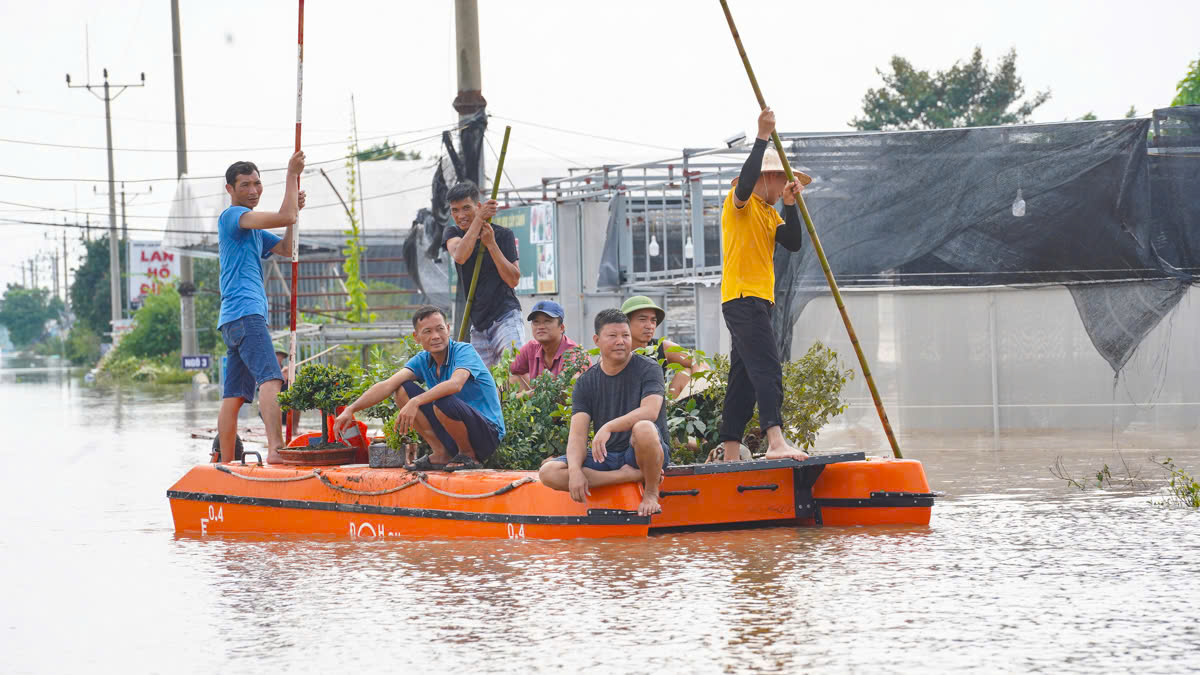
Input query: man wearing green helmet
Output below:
<box><xmin>620</xmin><ymin>295</ymin><xmax>710</xmax><ymax>400</ymax></box>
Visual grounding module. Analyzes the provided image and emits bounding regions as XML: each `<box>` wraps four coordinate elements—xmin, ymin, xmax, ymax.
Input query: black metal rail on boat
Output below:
<box><xmin>167</xmin><ymin>490</ymin><xmax>650</xmax><ymax>526</ymax></box>
<box><xmin>664</xmin><ymin>452</ymin><xmax>866</xmax><ymax>476</ymax></box>
<box><xmin>816</xmin><ymin>491</ymin><xmax>937</xmax><ymax>508</ymax></box>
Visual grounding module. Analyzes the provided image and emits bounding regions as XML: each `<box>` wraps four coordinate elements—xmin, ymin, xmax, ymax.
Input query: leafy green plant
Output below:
<box><xmin>342</xmin><ymin>138</ymin><xmax>375</xmax><ymax>324</ymax></box>
<box><xmin>344</xmin><ymin>339</ymin><xmax>423</xmax><ymax>422</ymax></box>
<box><xmin>488</xmin><ymin>346</ymin><xmax>590</xmax><ymax>470</ymax></box>
<box><xmin>278</xmin><ymin>362</ymin><xmax>356</xmax><ymax>444</ymax></box>
<box><xmin>1156</xmin><ymin>457</ymin><xmax>1200</xmax><ymax>509</ymax></box>
<box><xmin>658</xmin><ymin>342</ymin><xmax>852</xmax><ymax>462</ymax></box>
<box><xmin>65</xmin><ymin>323</ymin><xmax>102</xmax><ymax>365</ymax></box>
<box><xmin>98</xmin><ymin>351</ymin><xmax>192</xmax><ymax>384</ymax></box>
<box><xmin>382</xmin><ymin>408</ymin><xmax>421</xmax><ymax>454</ymax></box>
<box><xmin>112</xmin><ymin>286</ymin><xmax>182</xmax><ymax>359</ymax></box>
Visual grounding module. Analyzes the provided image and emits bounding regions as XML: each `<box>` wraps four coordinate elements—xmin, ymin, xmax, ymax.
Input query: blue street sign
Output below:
<box><xmin>181</xmin><ymin>354</ymin><xmax>212</xmax><ymax>370</ymax></box>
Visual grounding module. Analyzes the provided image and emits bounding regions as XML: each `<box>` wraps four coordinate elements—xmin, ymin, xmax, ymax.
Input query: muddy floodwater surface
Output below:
<box><xmin>1</xmin><ymin>358</ymin><xmax>1197</xmax><ymax>673</ymax></box>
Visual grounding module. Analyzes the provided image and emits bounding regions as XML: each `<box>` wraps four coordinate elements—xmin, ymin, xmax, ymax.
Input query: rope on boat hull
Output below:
<box><xmin>416</xmin><ymin>475</ymin><xmax>537</xmax><ymax>500</ymax></box>
<box><xmin>214</xmin><ymin>465</ymin><xmax>538</xmax><ymax>500</ymax></box>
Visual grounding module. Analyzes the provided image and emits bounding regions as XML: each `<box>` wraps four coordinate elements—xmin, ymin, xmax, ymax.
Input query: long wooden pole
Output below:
<box><xmin>718</xmin><ymin>0</ymin><xmax>902</xmax><ymax>459</ymax></box>
<box><xmin>457</xmin><ymin>125</ymin><xmax>511</xmax><ymax>342</ymax></box>
<box><xmin>286</xmin><ymin>0</ymin><xmax>304</xmax><ymax>444</ymax></box>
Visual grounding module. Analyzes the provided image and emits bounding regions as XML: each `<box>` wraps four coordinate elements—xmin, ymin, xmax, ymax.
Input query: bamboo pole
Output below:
<box><xmin>286</xmin><ymin>0</ymin><xmax>304</xmax><ymax>444</ymax></box>
<box><xmin>718</xmin><ymin>0</ymin><xmax>903</xmax><ymax>459</ymax></box>
<box><xmin>457</xmin><ymin>125</ymin><xmax>512</xmax><ymax>342</ymax></box>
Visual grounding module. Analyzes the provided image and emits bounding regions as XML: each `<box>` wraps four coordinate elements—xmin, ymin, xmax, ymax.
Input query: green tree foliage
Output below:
<box><xmin>113</xmin><ymin>286</ymin><xmax>181</xmax><ymax>358</ymax></box>
<box><xmin>1172</xmin><ymin>55</ymin><xmax>1200</xmax><ymax>106</ymax></box>
<box><xmin>851</xmin><ymin>47</ymin><xmax>1050</xmax><ymax>131</ymax></box>
<box><xmin>0</xmin><ymin>285</ymin><xmax>61</xmax><ymax>346</ymax></box>
<box><xmin>192</xmin><ymin>258</ymin><xmax>222</xmax><ymax>353</ymax></box>
<box><xmin>355</xmin><ymin>140</ymin><xmax>422</xmax><ymax>162</ymax></box>
<box><xmin>64</xmin><ymin>323</ymin><xmax>101</xmax><ymax>365</ymax></box>
<box><xmin>70</xmin><ymin>236</ymin><xmax>114</xmax><ymax>337</ymax></box>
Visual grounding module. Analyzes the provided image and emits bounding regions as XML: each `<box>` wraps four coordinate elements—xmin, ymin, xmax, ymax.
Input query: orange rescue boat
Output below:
<box><xmin>168</xmin><ymin>452</ymin><xmax>934</xmax><ymax>539</ymax></box>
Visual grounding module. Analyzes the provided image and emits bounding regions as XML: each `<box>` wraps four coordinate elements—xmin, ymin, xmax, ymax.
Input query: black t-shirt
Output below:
<box><xmin>571</xmin><ymin>354</ymin><xmax>671</xmax><ymax>454</ymax></box>
<box><xmin>650</xmin><ymin>338</ymin><xmax>669</xmax><ymax>376</ymax></box>
<box><xmin>442</xmin><ymin>223</ymin><xmax>521</xmax><ymax>330</ymax></box>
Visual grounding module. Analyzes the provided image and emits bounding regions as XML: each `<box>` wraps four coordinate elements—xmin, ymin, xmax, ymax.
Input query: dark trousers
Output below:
<box><xmin>400</xmin><ymin>381</ymin><xmax>500</xmax><ymax>460</ymax></box>
<box><xmin>719</xmin><ymin>297</ymin><xmax>784</xmax><ymax>443</ymax></box>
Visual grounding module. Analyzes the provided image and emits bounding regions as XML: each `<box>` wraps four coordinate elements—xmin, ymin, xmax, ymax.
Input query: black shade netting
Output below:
<box><xmin>772</xmin><ymin>106</ymin><xmax>1200</xmax><ymax>373</ymax></box>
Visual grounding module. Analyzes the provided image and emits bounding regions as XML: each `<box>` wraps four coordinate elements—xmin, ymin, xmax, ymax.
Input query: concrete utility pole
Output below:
<box><xmin>96</xmin><ymin>181</ymin><xmax>152</xmax><ymax>317</ymax></box>
<box><xmin>453</xmin><ymin>0</ymin><xmax>486</xmax><ymax>186</ymax></box>
<box><xmin>171</xmin><ymin>0</ymin><xmax>198</xmax><ymax>357</ymax></box>
<box><xmin>67</xmin><ymin>67</ymin><xmax>144</xmax><ymax>335</ymax></box>
<box><xmin>62</xmin><ymin>230</ymin><xmax>70</xmax><ymax>310</ymax></box>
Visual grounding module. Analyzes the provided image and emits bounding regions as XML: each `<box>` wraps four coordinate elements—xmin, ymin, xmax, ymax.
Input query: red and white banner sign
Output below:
<box><xmin>128</xmin><ymin>241</ymin><xmax>180</xmax><ymax>304</ymax></box>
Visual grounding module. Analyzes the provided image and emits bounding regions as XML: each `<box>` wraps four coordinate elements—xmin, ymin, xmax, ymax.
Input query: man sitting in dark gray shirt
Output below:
<box><xmin>539</xmin><ymin>308</ymin><xmax>670</xmax><ymax>517</ymax></box>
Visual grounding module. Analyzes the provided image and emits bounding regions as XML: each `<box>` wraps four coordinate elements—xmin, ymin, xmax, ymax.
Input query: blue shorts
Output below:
<box><xmin>551</xmin><ymin>446</ymin><xmax>670</xmax><ymax>471</ymax></box>
<box><xmin>219</xmin><ymin>314</ymin><xmax>283</xmax><ymax>403</ymax></box>
<box><xmin>401</xmin><ymin>381</ymin><xmax>501</xmax><ymax>460</ymax></box>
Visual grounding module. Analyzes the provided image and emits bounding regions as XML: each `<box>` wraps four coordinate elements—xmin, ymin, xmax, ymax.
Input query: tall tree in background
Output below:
<box><xmin>0</xmin><ymin>285</ymin><xmax>62</xmax><ymax>347</ymax></box>
<box><xmin>70</xmin><ymin>236</ymin><xmax>114</xmax><ymax>337</ymax></box>
<box><xmin>851</xmin><ymin>47</ymin><xmax>1050</xmax><ymax>130</ymax></box>
<box><xmin>1172</xmin><ymin>55</ymin><xmax>1200</xmax><ymax>106</ymax></box>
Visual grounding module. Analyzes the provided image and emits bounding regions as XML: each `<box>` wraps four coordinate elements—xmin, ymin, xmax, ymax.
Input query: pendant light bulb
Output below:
<box><xmin>1012</xmin><ymin>188</ymin><xmax>1026</xmax><ymax>217</ymax></box>
<box><xmin>648</xmin><ymin>235</ymin><xmax>660</xmax><ymax>257</ymax></box>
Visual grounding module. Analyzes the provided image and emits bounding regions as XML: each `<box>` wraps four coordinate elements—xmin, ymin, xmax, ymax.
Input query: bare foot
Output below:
<box><xmin>637</xmin><ymin>492</ymin><xmax>662</xmax><ymax>517</ymax></box>
<box><xmin>266</xmin><ymin>448</ymin><xmax>285</xmax><ymax>464</ymax></box>
<box><xmin>764</xmin><ymin>445</ymin><xmax>809</xmax><ymax>461</ymax></box>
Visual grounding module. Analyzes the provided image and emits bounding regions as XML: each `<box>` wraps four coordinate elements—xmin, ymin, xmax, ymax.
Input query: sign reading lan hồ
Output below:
<box><xmin>128</xmin><ymin>241</ymin><xmax>180</xmax><ymax>305</ymax></box>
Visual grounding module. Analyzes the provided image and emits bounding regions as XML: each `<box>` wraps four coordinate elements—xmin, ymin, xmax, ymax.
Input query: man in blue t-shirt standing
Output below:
<box><xmin>334</xmin><ymin>305</ymin><xmax>505</xmax><ymax>471</ymax></box>
<box><xmin>215</xmin><ymin>152</ymin><xmax>307</xmax><ymax>464</ymax></box>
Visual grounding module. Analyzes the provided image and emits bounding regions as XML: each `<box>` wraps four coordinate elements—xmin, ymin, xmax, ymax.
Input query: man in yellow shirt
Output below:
<box><xmin>719</xmin><ymin>107</ymin><xmax>810</xmax><ymax>462</ymax></box>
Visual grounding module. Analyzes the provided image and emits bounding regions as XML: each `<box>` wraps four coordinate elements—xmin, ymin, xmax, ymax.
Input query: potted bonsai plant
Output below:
<box><xmin>277</xmin><ymin>362</ymin><xmax>359</xmax><ymax>464</ymax></box>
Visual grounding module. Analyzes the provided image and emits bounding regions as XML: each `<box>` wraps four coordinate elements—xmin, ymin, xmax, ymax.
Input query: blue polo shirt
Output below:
<box><xmin>218</xmin><ymin>205</ymin><xmax>281</xmax><ymax>328</ymax></box>
<box><xmin>403</xmin><ymin>340</ymin><xmax>506</xmax><ymax>440</ymax></box>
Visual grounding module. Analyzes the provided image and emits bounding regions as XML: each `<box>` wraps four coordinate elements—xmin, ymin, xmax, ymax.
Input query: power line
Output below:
<box><xmin>0</xmin><ymin>167</ymin><xmax>345</xmax><ymax>215</ymax></box>
<box><xmin>0</xmin><ymin>124</ymin><xmax>463</xmax><ymax>184</ymax></box>
<box><xmin>0</xmin><ymin>123</ymin><xmax>458</xmax><ymax>154</ymax></box>
<box><xmin>0</xmin><ymin>102</ymin><xmax>401</xmax><ymax>136</ymax></box>
<box><xmin>491</xmin><ymin>115</ymin><xmax>678</xmax><ymax>152</ymax></box>
<box><xmin>0</xmin><ymin>216</ymin><xmax>428</xmax><ymax>239</ymax></box>
<box><xmin>0</xmin><ymin>172</ymin><xmax>430</xmax><ymax>219</ymax></box>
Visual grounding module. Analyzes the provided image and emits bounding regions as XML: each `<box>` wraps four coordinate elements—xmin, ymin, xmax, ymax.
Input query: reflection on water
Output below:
<box><xmin>1</xmin><ymin>356</ymin><xmax>1197</xmax><ymax>673</ymax></box>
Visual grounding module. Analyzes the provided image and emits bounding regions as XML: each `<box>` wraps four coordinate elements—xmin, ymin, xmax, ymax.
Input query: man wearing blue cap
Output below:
<box><xmin>509</xmin><ymin>300</ymin><xmax>586</xmax><ymax>394</ymax></box>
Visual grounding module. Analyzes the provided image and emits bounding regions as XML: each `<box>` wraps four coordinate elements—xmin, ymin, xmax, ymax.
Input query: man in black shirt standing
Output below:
<box><xmin>539</xmin><ymin>309</ymin><xmax>670</xmax><ymax>517</ymax></box>
<box><xmin>442</xmin><ymin>181</ymin><xmax>525</xmax><ymax>366</ymax></box>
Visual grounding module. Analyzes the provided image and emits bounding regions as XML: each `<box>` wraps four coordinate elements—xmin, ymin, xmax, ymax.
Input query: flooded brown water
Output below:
<box><xmin>2</xmin><ymin>358</ymin><xmax>1197</xmax><ymax>673</ymax></box>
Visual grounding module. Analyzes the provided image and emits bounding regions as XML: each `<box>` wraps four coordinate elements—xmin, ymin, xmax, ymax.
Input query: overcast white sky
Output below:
<box><xmin>2</xmin><ymin>0</ymin><xmax>1197</xmax><ymax>289</ymax></box>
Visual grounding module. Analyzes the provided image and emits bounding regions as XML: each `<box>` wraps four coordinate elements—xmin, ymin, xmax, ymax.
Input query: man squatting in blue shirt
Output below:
<box><xmin>334</xmin><ymin>305</ymin><xmax>505</xmax><ymax>471</ymax></box>
<box><xmin>215</xmin><ymin>152</ymin><xmax>307</xmax><ymax>464</ymax></box>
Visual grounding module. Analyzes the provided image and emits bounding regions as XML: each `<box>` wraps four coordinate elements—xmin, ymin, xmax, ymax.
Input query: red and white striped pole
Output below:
<box><xmin>286</xmin><ymin>0</ymin><xmax>304</xmax><ymax>443</ymax></box>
